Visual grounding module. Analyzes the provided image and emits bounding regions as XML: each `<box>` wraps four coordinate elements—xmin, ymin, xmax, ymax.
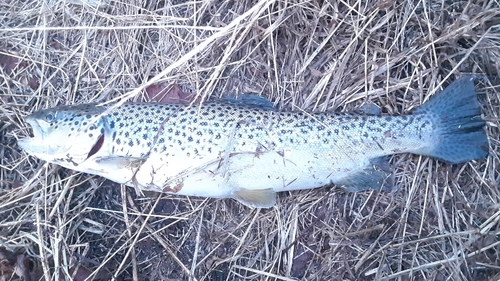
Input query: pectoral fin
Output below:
<box><xmin>95</xmin><ymin>156</ymin><xmax>146</xmax><ymax>169</ymax></box>
<box><xmin>233</xmin><ymin>188</ymin><xmax>276</xmax><ymax>208</ymax></box>
<box><xmin>336</xmin><ymin>157</ymin><xmax>394</xmax><ymax>192</ymax></box>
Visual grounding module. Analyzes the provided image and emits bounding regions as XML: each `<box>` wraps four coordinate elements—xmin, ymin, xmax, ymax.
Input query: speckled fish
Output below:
<box><xmin>18</xmin><ymin>77</ymin><xmax>489</xmax><ymax>207</ymax></box>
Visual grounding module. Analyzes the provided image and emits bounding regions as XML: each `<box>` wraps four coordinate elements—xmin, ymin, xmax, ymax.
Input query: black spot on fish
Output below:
<box><xmin>125</xmin><ymin>132</ymin><xmax>129</xmax><ymax>137</ymax></box>
<box><xmin>128</xmin><ymin>140</ymin><xmax>133</xmax><ymax>147</ymax></box>
<box><xmin>89</xmin><ymin>133</ymin><xmax>93</xmax><ymax>137</ymax></box>
<box><xmin>188</xmin><ymin>136</ymin><xmax>193</xmax><ymax>142</ymax></box>
<box><xmin>143</xmin><ymin>134</ymin><xmax>148</xmax><ymax>140</ymax></box>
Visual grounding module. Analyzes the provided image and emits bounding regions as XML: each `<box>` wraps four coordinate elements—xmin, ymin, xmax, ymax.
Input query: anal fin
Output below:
<box><xmin>233</xmin><ymin>188</ymin><xmax>276</xmax><ymax>208</ymax></box>
<box><xmin>336</xmin><ymin>157</ymin><xmax>394</xmax><ymax>192</ymax></box>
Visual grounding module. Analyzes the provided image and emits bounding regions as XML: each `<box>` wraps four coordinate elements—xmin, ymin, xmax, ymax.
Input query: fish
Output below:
<box><xmin>18</xmin><ymin>77</ymin><xmax>489</xmax><ymax>208</ymax></box>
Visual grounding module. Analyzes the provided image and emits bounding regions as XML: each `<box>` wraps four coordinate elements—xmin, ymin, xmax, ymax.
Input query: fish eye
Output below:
<box><xmin>45</xmin><ymin>113</ymin><xmax>55</xmax><ymax>122</ymax></box>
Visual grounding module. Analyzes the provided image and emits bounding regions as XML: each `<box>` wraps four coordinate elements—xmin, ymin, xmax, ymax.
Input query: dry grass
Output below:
<box><xmin>1</xmin><ymin>0</ymin><xmax>500</xmax><ymax>280</ymax></box>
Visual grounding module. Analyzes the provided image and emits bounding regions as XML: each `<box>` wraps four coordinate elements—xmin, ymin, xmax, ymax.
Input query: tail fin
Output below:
<box><xmin>413</xmin><ymin>76</ymin><xmax>489</xmax><ymax>164</ymax></box>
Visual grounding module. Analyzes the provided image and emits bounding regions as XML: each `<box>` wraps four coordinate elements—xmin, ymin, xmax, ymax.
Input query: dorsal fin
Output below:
<box><xmin>220</xmin><ymin>94</ymin><xmax>275</xmax><ymax>110</ymax></box>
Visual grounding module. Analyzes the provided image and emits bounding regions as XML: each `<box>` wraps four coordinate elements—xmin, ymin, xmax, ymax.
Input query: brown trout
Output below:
<box><xmin>18</xmin><ymin>77</ymin><xmax>489</xmax><ymax>207</ymax></box>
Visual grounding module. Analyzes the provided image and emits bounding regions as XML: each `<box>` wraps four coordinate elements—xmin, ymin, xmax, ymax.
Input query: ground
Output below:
<box><xmin>1</xmin><ymin>0</ymin><xmax>500</xmax><ymax>280</ymax></box>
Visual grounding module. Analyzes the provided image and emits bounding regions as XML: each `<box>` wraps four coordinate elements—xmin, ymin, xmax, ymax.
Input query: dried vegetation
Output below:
<box><xmin>1</xmin><ymin>0</ymin><xmax>500</xmax><ymax>280</ymax></box>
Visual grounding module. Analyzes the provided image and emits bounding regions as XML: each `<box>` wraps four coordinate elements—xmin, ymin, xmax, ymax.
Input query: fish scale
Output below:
<box><xmin>18</xmin><ymin>77</ymin><xmax>489</xmax><ymax>207</ymax></box>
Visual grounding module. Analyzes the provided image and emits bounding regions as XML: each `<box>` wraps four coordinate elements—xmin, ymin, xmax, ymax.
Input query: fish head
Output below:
<box><xmin>18</xmin><ymin>104</ymin><xmax>108</xmax><ymax>167</ymax></box>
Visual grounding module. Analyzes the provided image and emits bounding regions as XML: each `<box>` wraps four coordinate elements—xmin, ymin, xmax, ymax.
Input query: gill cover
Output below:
<box><xmin>18</xmin><ymin>104</ymin><xmax>108</xmax><ymax>167</ymax></box>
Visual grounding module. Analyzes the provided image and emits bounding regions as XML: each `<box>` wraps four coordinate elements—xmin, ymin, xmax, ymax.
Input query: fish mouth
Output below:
<box><xmin>17</xmin><ymin>117</ymin><xmax>45</xmax><ymax>152</ymax></box>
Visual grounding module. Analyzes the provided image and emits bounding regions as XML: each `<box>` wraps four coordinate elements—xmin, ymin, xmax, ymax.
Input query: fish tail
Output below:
<box><xmin>413</xmin><ymin>76</ymin><xmax>489</xmax><ymax>164</ymax></box>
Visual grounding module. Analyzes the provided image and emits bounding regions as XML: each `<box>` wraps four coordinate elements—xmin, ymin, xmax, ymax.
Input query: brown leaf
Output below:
<box><xmin>0</xmin><ymin>247</ymin><xmax>16</xmax><ymax>274</ymax></box>
<box><xmin>309</xmin><ymin>67</ymin><xmax>323</xmax><ymax>77</ymax></box>
<box><xmin>69</xmin><ymin>266</ymin><xmax>92</xmax><ymax>281</ymax></box>
<box><xmin>376</xmin><ymin>0</ymin><xmax>394</xmax><ymax>9</ymax></box>
<box><xmin>143</xmin><ymin>83</ymin><xmax>198</xmax><ymax>104</ymax></box>
<box><xmin>0</xmin><ymin>53</ymin><xmax>25</xmax><ymax>75</ymax></box>
<box><xmin>0</xmin><ymin>53</ymin><xmax>39</xmax><ymax>89</ymax></box>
